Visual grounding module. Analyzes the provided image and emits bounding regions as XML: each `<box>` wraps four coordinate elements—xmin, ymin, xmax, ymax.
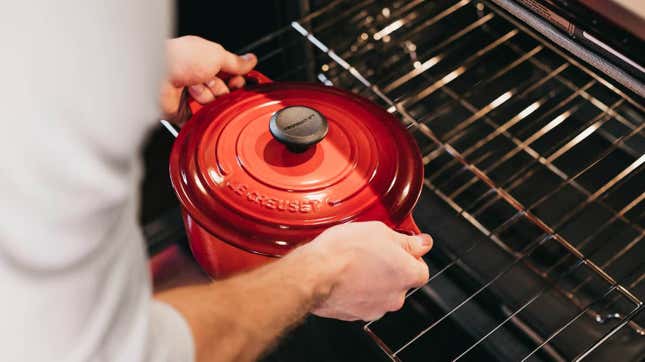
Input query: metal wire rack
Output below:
<box><xmin>237</xmin><ymin>0</ymin><xmax>644</xmax><ymax>360</ymax></box>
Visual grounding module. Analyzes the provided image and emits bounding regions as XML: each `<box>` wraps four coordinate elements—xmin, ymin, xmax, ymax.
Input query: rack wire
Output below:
<box><xmin>238</xmin><ymin>0</ymin><xmax>644</xmax><ymax>360</ymax></box>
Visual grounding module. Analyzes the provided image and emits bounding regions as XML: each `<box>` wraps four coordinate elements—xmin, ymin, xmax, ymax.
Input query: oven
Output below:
<box><xmin>147</xmin><ymin>0</ymin><xmax>644</xmax><ymax>360</ymax></box>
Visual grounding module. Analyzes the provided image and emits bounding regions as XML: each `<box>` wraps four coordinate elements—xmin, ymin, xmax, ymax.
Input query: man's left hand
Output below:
<box><xmin>161</xmin><ymin>36</ymin><xmax>257</xmax><ymax>124</ymax></box>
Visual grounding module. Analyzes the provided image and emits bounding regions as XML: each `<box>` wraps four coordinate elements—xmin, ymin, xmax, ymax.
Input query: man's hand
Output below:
<box><xmin>297</xmin><ymin>221</ymin><xmax>432</xmax><ymax>321</ymax></box>
<box><xmin>161</xmin><ymin>36</ymin><xmax>257</xmax><ymax>124</ymax></box>
<box><xmin>156</xmin><ymin>221</ymin><xmax>432</xmax><ymax>362</ymax></box>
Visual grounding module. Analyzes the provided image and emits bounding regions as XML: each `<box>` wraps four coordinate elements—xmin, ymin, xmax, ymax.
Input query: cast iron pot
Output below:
<box><xmin>169</xmin><ymin>71</ymin><xmax>423</xmax><ymax>278</ymax></box>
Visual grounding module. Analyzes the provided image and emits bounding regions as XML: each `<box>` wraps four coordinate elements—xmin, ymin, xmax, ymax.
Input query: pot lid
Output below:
<box><xmin>169</xmin><ymin>75</ymin><xmax>422</xmax><ymax>256</ymax></box>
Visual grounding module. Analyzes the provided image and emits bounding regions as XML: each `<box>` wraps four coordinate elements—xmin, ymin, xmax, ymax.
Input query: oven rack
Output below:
<box><xmin>237</xmin><ymin>0</ymin><xmax>644</xmax><ymax>360</ymax></box>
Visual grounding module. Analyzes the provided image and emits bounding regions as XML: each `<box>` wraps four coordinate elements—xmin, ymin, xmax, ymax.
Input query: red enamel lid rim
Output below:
<box><xmin>169</xmin><ymin>81</ymin><xmax>423</xmax><ymax>256</ymax></box>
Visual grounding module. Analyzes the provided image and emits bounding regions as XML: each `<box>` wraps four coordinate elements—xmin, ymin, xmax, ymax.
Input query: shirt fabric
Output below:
<box><xmin>0</xmin><ymin>1</ymin><xmax>195</xmax><ymax>360</ymax></box>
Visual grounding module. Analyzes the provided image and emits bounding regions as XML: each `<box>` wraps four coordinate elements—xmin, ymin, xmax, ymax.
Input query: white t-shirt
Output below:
<box><xmin>0</xmin><ymin>1</ymin><xmax>194</xmax><ymax>361</ymax></box>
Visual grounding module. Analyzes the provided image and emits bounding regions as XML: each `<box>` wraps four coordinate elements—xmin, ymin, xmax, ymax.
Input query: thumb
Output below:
<box><xmin>395</xmin><ymin>232</ymin><xmax>433</xmax><ymax>258</ymax></box>
<box><xmin>217</xmin><ymin>49</ymin><xmax>258</xmax><ymax>75</ymax></box>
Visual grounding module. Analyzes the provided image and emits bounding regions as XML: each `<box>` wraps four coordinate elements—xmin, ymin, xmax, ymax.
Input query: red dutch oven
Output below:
<box><xmin>169</xmin><ymin>71</ymin><xmax>423</xmax><ymax>278</ymax></box>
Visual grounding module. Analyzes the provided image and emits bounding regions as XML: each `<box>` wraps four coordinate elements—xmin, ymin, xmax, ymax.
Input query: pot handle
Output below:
<box><xmin>397</xmin><ymin>215</ymin><xmax>421</xmax><ymax>235</ymax></box>
<box><xmin>188</xmin><ymin>70</ymin><xmax>273</xmax><ymax>115</ymax></box>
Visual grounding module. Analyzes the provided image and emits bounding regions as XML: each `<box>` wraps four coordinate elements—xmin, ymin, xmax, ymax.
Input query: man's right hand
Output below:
<box><xmin>294</xmin><ymin>221</ymin><xmax>433</xmax><ymax>321</ymax></box>
<box><xmin>156</xmin><ymin>220</ymin><xmax>432</xmax><ymax>362</ymax></box>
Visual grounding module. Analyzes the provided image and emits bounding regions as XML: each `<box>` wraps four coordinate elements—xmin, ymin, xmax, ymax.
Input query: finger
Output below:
<box><xmin>205</xmin><ymin>76</ymin><xmax>229</xmax><ymax>97</ymax></box>
<box><xmin>387</xmin><ymin>293</ymin><xmax>406</xmax><ymax>312</ymax></box>
<box><xmin>364</xmin><ymin>312</ymin><xmax>385</xmax><ymax>322</ymax></box>
<box><xmin>227</xmin><ymin>75</ymin><xmax>246</xmax><ymax>89</ymax></box>
<box><xmin>407</xmin><ymin>258</ymin><xmax>430</xmax><ymax>287</ymax></box>
<box><xmin>160</xmin><ymin>80</ymin><xmax>183</xmax><ymax>120</ymax></box>
<box><xmin>393</xmin><ymin>232</ymin><xmax>433</xmax><ymax>258</ymax></box>
<box><xmin>312</xmin><ymin>307</ymin><xmax>359</xmax><ymax>321</ymax></box>
<box><xmin>217</xmin><ymin>49</ymin><xmax>257</xmax><ymax>75</ymax></box>
<box><xmin>188</xmin><ymin>83</ymin><xmax>215</xmax><ymax>104</ymax></box>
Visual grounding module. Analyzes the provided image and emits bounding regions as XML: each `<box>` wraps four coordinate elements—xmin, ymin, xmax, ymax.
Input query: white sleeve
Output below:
<box><xmin>0</xmin><ymin>1</ymin><xmax>195</xmax><ymax>361</ymax></box>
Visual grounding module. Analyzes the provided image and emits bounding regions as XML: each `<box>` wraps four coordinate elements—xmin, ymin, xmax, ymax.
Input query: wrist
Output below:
<box><xmin>283</xmin><ymin>240</ymin><xmax>348</xmax><ymax>307</ymax></box>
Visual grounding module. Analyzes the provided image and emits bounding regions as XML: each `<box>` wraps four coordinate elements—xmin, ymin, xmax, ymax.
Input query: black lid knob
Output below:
<box><xmin>269</xmin><ymin>106</ymin><xmax>328</xmax><ymax>153</ymax></box>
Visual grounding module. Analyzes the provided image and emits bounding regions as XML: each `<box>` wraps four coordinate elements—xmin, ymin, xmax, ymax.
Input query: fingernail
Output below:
<box><xmin>189</xmin><ymin>84</ymin><xmax>205</xmax><ymax>95</ymax></box>
<box><xmin>417</xmin><ymin>234</ymin><xmax>432</xmax><ymax>247</ymax></box>
<box><xmin>242</xmin><ymin>53</ymin><xmax>256</xmax><ymax>61</ymax></box>
<box><xmin>206</xmin><ymin>79</ymin><xmax>217</xmax><ymax>88</ymax></box>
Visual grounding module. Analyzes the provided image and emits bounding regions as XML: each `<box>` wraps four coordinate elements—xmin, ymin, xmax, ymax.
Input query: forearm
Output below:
<box><xmin>155</xmin><ymin>245</ymin><xmax>337</xmax><ymax>362</ymax></box>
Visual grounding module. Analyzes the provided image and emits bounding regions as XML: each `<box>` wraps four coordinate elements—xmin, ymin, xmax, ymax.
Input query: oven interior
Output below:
<box><xmin>147</xmin><ymin>1</ymin><xmax>645</xmax><ymax>361</ymax></box>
